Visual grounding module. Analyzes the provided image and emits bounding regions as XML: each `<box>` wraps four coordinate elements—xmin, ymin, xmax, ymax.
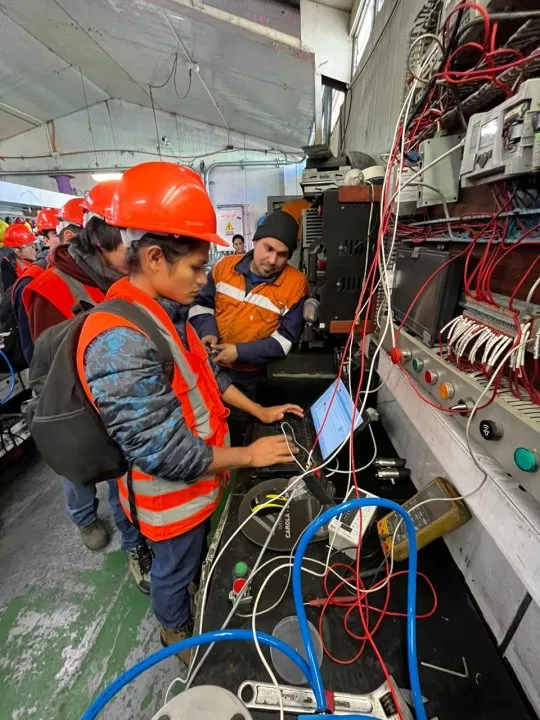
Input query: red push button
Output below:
<box><xmin>424</xmin><ymin>370</ymin><xmax>438</xmax><ymax>385</ymax></box>
<box><xmin>233</xmin><ymin>578</ymin><xmax>247</xmax><ymax>594</ymax></box>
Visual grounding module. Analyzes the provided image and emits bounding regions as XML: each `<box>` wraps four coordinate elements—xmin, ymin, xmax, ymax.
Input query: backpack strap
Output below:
<box><xmin>91</xmin><ymin>299</ymin><xmax>175</xmax><ymax>380</ymax></box>
<box><xmin>53</xmin><ymin>268</ymin><xmax>98</xmax><ymax>315</ymax></box>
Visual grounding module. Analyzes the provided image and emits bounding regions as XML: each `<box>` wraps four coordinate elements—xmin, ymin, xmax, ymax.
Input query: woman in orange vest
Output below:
<box><xmin>76</xmin><ymin>162</ymin><xmax>301</xmax><ymax>657</ymax></box>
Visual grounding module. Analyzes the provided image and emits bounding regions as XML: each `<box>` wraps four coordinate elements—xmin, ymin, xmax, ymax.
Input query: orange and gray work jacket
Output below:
<box><xmin>77</xmin><ymin>278</ymin><xmax>230</xmax><ymax>542</ymax></box>
<box><xmin>189</xmin><ymin>251</ymin><xmax>309</xmax><ymax>370</ymax></box>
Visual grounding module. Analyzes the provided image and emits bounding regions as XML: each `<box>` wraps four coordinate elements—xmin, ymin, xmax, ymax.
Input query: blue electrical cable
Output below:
<box><xmin>0</xmin><ymin>349</ymin><xmax>15</xmax><ymax>406</ymax></box>
<box><xmin>292</xmin><ymin>498</ymin><xmax>427</xmax><ymax>720</ymax></box>
<box><xmin>81</xmin><ymin>628</ymin><xmax>314</xmax><ymax>720</ymax></box>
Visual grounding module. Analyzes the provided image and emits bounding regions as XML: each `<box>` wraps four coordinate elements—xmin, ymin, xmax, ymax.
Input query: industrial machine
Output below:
<box><xmin>301</xmin><ymin>185</ymin><xmax>380</xmax><ymax>337</ymax></box>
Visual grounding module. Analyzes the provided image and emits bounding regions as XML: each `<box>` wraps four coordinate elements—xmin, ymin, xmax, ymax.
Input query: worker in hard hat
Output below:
<box><xmin>0</xmin><ymin>218</ymin><xmax>8</xmax><ymax>246</ymax></box>
<box><xmin>20</xmin><ymin>180</ymin><xmax>153</xmax><ymax>594</ymax></box>
<box><xmin>189</xmin><ymin>208</ymin><xmax>309</xmax><ymax>444</ymax></box>
<box><xmin>76</xmin><ymin>162</ymin><xmax>301</xmax><ymax>658</ymax></box>
<box><xmin>0</xmin><ymin>224</ymin><xmax>37</xmax><ymax>292</ymax></box>
<box><xmin>56</xmin><ymin>197</ymin><xmax>85</xmax><ymax>244</ymax></box>
<box><xmin>35</xmin><ymin>207</ymin><xmax>60</xmax><ymax>254</ymax></box>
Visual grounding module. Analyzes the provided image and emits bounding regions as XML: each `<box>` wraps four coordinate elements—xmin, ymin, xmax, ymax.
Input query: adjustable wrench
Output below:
<box><xmin>238</xmin><ymin>677</ymin><xmax>414</xmax><ymax>718</ymax></box>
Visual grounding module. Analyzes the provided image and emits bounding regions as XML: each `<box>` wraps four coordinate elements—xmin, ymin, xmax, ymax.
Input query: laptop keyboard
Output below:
<box><xmin>279</xmin><ymin>415</ymin><xmax>312</xmax><ymax>456</ymax></box>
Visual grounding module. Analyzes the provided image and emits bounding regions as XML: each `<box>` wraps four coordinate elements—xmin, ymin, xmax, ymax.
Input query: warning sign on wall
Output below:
<box><xmin>217</xmin><ymin>205</ymin><xmax>244</xmax><ymax>245</ymax></box>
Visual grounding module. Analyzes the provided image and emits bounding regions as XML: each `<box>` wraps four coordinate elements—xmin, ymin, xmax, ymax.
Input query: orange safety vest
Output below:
<box><xmin>209</xmin><ymin>255</ymin><xmax>308</xmax><ymax>350</ymax></box>
<box><xmin>22</xmin><ymin>266</ymin><xmax>104</xmax><ymax>318</ymax></box>
<box><xmin>76</xmin><ymin>278</ymin><xmax>230</xmax><ymax>542</ymax></box>
<box><xmin>10</xmin><ymin>263</ymin><xmax>45</xmax><ymax>304</ymax></box>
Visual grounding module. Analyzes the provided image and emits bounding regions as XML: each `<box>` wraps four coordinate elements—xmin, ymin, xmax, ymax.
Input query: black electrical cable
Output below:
<box><xmin>454</xmin><ymin>10</ymin><xmax>540</xmax><ymax>49</ymax></box>
<box><xmin>406</xmin><ymin>8</ymin><xmax>465</xmax><ymax>130</ymax></box>
<box><xmin>150</xmin><ymin>53</ymin><xmax>178</xmax><ymax>90</ymax></box>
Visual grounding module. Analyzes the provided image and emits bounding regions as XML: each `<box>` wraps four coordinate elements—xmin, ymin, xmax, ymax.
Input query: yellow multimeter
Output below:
<box><xmin>377</xmin><ymin>477</ymin><xmax>471</xmax><ymax>561</ymax></box>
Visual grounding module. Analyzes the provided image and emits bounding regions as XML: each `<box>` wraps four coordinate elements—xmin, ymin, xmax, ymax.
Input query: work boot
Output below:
<box><xmin>128</xmin><ymin>543</ymin><xmax>152</xmax><ymax>595</ymax></box>
<box><xmin>160</xmin><ymin>618</ymin><xmax>194</xmax><ymax>666</ymax></box>
<box><xmin>79</xmin><ymin>518</ymin><xmax>110</xmax><ymax>551</ymax></box>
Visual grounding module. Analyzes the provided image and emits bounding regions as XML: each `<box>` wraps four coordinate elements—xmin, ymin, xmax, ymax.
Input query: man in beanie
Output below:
<box><xmin>190</xmin><ymin>209</ymin><xmax>308</xmax><ymax>444</ymax></box>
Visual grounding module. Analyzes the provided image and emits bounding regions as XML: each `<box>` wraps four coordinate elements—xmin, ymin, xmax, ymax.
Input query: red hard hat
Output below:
<box><xmin>3</xmin><ymin>224</ymin><xmax>36</xmax><ymax>248</ymax></box>
<box><xmin>84</xmin><ymin>179</ymin><xmax>120</xmax><ymax>219</ymax></box>
<box><xmin>36</xmin><ymin>207</ymin><xmax>58</xmax><ymax>234</ymax></box>
<box><xmin>107</xmin><ymin>162</ymin><xmax>227</xmax><ymax>246</ymax></box>
<box><xmin>56</xmin><ymin>197</ymin><xmax>85</xmax><ymax>227</ymax></box>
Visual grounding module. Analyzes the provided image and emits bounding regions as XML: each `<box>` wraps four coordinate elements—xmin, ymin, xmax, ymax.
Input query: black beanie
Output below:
<box><xmin>252</xmin><ymin>210</ymin><xmax>299</xmax><ymax>254</ymax></box>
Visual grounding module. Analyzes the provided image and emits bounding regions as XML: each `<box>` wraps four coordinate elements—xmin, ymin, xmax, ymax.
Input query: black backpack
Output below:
<box><xmin>25</xmin><ymin>299</ymin><xmax>174</xmax><ymax>486</ymax></box>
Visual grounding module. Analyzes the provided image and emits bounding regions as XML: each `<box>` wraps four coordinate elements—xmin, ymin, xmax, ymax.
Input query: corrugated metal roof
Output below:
<box><xmin>0</xmin><ymin>0</ymin><xmax>314</xmax><ymax>148</ymax></box>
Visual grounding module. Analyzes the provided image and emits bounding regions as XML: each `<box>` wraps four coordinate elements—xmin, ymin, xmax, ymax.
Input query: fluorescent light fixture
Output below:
<box><xmin>91</xmin><ymin>172</ymin><xmax>123</xmax><ymax>182</ymax></box>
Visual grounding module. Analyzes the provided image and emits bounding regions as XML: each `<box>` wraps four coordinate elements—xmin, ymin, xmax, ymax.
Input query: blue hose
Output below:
<box><xmin>0</xmin><ymin>350</ymin><xmax>15</xmax><ymax>406</ymax></box>
<box><xmin>292</xmin><ymin>498</ymin><xmax>427</xmax><ymax>720</ymax></box>
<box><xmin>81</xmin><ymin>628</ymin><xmax>313</xmax><ymax>720</ymax></box>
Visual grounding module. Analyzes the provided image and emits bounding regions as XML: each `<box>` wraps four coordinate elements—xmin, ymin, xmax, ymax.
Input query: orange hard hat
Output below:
<box><xmin>56</xmin><ymin>197</ymin><xmax>85</xmax><ymax>227</ymax></box>
<box><xmin>36</xmin><ymin>207</ymin><xmax>58</xmax><ymax>234</ymax></box>
<box><xmin>3</xmin><ymin>224</ymin><xmax>36</xmax><ymax>248</ymax></box>
<box><xmin>84</xmin><ymin>179</ymin><xmax>120</xmax><ymax>219</ymax></box>
<box><xmin>107</xmin><ymin>162</ymin><xmax>227</xmax><ymax>246</ymax></box>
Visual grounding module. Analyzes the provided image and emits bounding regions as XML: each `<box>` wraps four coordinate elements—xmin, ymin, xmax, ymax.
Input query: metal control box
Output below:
<box><xmin>382</xmin><ymin>328</ymin><xmax>540</xmax><ymax>505</ymax></box>
<box><xmin>417</xmin><ymin>134</ymin><xmax>463</xmax><ymax>207</ymax></box>
<box><xmin>460</xmin><ymin>78</ymin><xmax>540</xmax><ymax>187</ymax></box>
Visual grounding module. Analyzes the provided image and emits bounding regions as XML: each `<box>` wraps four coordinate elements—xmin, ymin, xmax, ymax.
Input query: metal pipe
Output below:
<box><xmin>203</xmin><ymin>159</ymin><xmax>297</xmax><ymax>189</ymax></box>
<box><xmin>0</xmin><ymin>167</ymin><xmax>131</xmax><ymax>176</ymax></box>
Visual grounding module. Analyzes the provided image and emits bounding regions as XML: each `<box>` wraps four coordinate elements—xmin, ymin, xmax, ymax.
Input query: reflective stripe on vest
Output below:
<box><xmin>22</xmin><ymin>266</ymin><xmax>104</xmax><ymax>319</ymax></box>
<box><xmin>76</xmin><ymin>278</ymin><xmax>230</xmax><ymax>542</ymax></box>
<box><xmin>15</xmin><ymin>258</ymin><xmax>32</xmax><ymax>277</ymax></box>
<box><xmin>201</xmin><ymin>254</ymin><xmax>308</xmax><ymax>351</ymax></box>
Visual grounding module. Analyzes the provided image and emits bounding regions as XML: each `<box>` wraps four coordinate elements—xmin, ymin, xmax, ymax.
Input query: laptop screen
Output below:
<box><xmin>310</xmin><ymin>379</ymin><xmax>364</xmax><ymax>460</ymax></box>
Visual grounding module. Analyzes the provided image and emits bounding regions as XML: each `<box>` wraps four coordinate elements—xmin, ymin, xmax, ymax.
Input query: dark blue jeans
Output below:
<box><xmin>62</xmin><ymin>478</ymin><xmax>142</xmax><ymax>552</ymax></box>
<box><xmin>147</xmin><ymin>522</ymin><xmax>208</xmax><ymax>629</ymax></box>
<box><xmin>225</xmin><ymin>368</ymin><xmax>265</xmax><ymax>446</ymax></box>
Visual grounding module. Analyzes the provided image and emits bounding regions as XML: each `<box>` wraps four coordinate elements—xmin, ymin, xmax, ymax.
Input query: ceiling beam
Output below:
<box><xmin>151</xmin><ymin>0</ymin><xmax>303</xmax><ymax>51</ymax></box>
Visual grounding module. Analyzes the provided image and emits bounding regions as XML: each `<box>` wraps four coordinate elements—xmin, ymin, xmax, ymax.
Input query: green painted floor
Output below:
<box><xmin>0</xmin><ymin>452</ymin><xmax>190</xmax><ymax>720</ymax></box>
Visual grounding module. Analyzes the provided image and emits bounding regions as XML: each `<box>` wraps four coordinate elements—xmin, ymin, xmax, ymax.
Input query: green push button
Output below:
<box><xmin>411</xmin><ymin>358</ymin><xmax>424</xmax><ymax>373</ymax></box>
<box><xmin>234</xmin><ymin>561</ymin><xmax>248</xmax><ymax>577</ymax></box>
<box><xmin>514</xmin><ymin>448</ymin><xmax>539</xmax><ymax>473</ymax></box>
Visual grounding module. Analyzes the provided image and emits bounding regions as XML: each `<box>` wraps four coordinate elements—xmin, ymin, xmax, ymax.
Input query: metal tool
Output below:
<box><xmin>238</xmin><ymin>678</ymin><xmax>414</xmax><ymax>718</ymax></box>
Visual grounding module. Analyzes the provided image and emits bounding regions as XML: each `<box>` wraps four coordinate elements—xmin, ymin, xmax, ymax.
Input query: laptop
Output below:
<box><xmin>250</xmin><ymin>378</ymin><xmax>373</xmax><ymax>478</ymax></box>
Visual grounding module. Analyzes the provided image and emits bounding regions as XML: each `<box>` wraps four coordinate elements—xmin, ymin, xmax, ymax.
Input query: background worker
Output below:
<box><xmin>55</xmin><ymin>196</ymin><xmax>85</xmax><ymax>244</ymax></box>
<box><xmin>35</xmin><ymin>207</ymin><xmax>60</xmax><ymax>256</ymax></box>
<box><xmin>76</xmin><ymin>162</ymin><xmax>301</xmax><ymax>657</ymax></box>
<box><xmin>232</xmin><ymin>233</ymin><xmax>245</xmax><ymax>255</ymax></box>
<box><xmin>0</xmin><ymin>223</ymin><xmax>37</xmax><ymax>292</ymax></box>
<box><xmin>190</xmin><ymin>209</ymin><xmax>309</xmax><ymax>444</ymax></box>
<box><xmin>21</xmin><ymin>181</ymin><xmax>153</xmax><ymax>593</ymax></box>
<box><xmin>10</xmin><ymin>207</ymin><xmax>62</xmax><ymax>365</ymax></box>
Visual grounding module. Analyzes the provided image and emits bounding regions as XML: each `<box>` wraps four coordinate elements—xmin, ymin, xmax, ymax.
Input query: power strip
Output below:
<box><xmin>328</xmin><ymin>492</ymin><xmax>378</xmax><ymax>560</ymax></box>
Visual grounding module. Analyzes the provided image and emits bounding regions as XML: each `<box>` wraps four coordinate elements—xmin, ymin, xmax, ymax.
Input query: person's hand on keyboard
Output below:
<box><xmin>246</xmin><ymin>435</ymin><xmax>299</xmax><ymax>467</ymax></box>
<box><xmin>255</xmin><ymin>403</ymin><xmax>304</xmax><ymax>424</ymax></box>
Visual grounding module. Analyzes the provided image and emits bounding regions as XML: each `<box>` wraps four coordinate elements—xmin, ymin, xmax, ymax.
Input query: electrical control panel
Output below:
<box><xmin>384</xmin><ymin>329</ymin><xmax>540</xmax><ymax>505</ymax></box>
<box><xmin>460</xmin><ymin>78</ymin><xmax>540</xmax><ymax>187</ymax></box>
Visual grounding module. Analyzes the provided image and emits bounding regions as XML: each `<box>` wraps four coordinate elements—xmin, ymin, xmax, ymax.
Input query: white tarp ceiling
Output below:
<box><xmin>0</xmin><ymin>0</ymin><xmax>315</xmax><ymax>148</ymax></box>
